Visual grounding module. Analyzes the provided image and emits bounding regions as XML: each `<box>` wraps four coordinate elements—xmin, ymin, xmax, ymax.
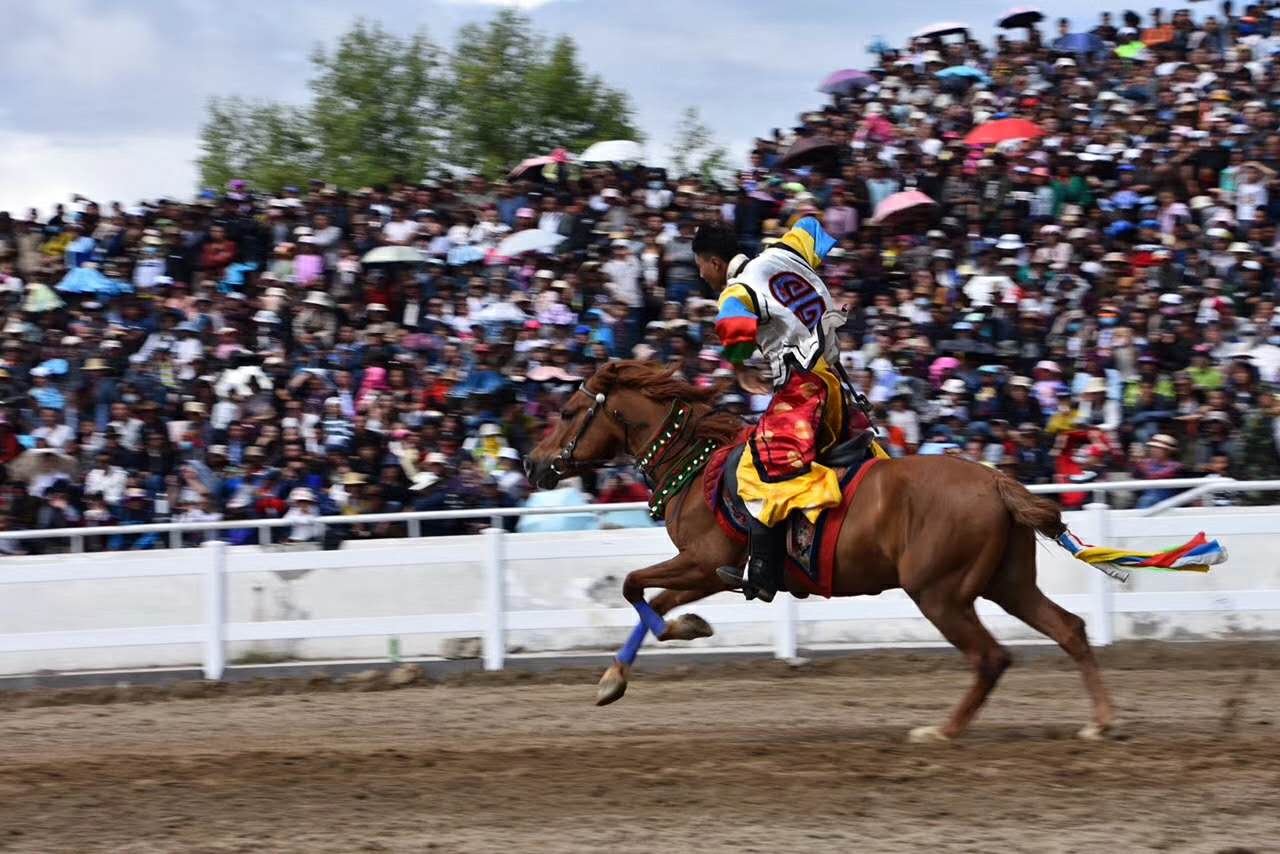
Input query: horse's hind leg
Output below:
<box><xmin>909</xmin><ymin>594</ymin><xmax>1011</xmax><ymax>742</ymax></box>
<box><xmin>985</xmin><ymin>527</ymin><xmax>1114</xmax><ymax>739</ymax></box>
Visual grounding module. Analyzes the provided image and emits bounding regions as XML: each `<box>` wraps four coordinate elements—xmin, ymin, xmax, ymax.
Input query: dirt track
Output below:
<box><xmin>0</xmin><ymin>643</ymin><xmax>1277</xmax><ymax>853</ymax></box>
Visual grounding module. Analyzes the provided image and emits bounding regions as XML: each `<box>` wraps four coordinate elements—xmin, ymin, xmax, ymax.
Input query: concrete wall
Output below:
<box><xmin>1</xmin><ymin>505</ymin><xmax>1278</xmax><ymax>675</ymax></box>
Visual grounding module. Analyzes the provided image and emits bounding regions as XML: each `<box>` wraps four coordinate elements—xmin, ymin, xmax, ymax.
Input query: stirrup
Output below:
<box><xmin>715</xmin><ymin>565</ymin><xmax>771</xmax><ymax>602</ymax></box>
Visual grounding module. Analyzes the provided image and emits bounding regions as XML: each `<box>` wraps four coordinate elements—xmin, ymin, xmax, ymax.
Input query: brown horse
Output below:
<box><xmin>526</xmin><ymin>360</ymin><xmax>1114</xmax><ymax>742</ymax></box>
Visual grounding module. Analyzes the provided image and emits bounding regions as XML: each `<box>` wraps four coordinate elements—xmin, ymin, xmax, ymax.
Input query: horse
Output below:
<box><xmin>525</xmin><ymin>360</ymin><xmax>1114</xmax><ymax>742</ymax></box>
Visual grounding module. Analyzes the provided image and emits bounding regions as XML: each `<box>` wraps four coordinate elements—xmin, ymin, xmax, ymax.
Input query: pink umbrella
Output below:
<box><xmin>868</xmin><ymin>190</ymin><xmax>939</xmax><ymax>227</ymax></box>
<box><xmin>508</xmin><ymin>148</ymin><xmax>575</xmax><ymax>180</ymax></box>
<box><xmin>929</xmin><ymin>357</ymin><xmax>962</xmax><ymax>385</ymax></box>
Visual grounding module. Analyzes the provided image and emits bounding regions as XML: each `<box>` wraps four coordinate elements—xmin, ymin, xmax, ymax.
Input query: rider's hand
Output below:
<box><xmin>734</xmin><ymin>364</ymin><xmax>772</xmax><ymax>396</ymax></box>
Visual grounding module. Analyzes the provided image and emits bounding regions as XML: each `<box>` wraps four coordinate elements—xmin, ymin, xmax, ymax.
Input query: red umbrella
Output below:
<box><xmin>868</xmin><ymin>190</ymin><xmax>938</xmax><ymax>228</ymax></box>
<box><xmin>963</xmin><ymin>118</ymin><xmax>1045</xmax><ymax>146</ymax></box>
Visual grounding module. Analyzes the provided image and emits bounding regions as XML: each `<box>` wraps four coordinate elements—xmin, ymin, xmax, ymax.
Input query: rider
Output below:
<box><xmin>693</xmin><ymin>217</ymin><xmax>874</xmax><ymax>602</ymax></box>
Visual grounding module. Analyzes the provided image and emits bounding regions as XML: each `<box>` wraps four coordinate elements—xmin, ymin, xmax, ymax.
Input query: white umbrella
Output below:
<box><xmin>496</xmin><ymin>230</ymin><xmax>567</xmax><ymax>258</ymax></box>
<box><xmin>913</xmin><ymin>21</ymin><xmax>970</xmax><ymax>39</ymax></box>
<box><xmin>361</xmin><ymin>246</ymin><xmax>424</xmax><ymax>264</ymax></box>
<box><xmin>473</xmin><ymin>301</ymin><xmax>530</xmax><ymax>324</ymax></box>
<box><xmin>7</xmin><ymin>448</ymin><xmax>77</xmax><ymax>483</ymax></box>
<box><xmin>579</xmin><ymin>140</ymin><xmax>645</xmax><ymax>164</ymax></box>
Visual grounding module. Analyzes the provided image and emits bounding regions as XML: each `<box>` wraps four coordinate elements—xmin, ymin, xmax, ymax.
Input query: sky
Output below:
<box><xmin>0</xmin><ymin>0</ymin><xmax>1126</xmax><ymax>215</ymax></box>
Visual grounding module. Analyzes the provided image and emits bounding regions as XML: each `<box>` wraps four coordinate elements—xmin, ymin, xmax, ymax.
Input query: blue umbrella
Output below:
<box><xmin>57</xmin><ymin>267</ymin><xmax>133</xmax><ymax>298</ymax></box>
<box><xmin>1052</xmin><ymin>33</ymin><xmax>1104</xmax><ymax>55</ymax></box>
<box><xmin>447</xmin><ymin>245</ymin><xmax>487</xmax><ymax>266</ymax></box>
<box><xmin>936</xmin><ymin>66</ymin><xmax>992</xmax><ymax>88</ymax></box>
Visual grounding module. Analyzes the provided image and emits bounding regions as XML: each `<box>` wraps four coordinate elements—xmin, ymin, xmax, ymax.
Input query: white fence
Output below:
<box><xmin>2</xmin><ymin>479</ymin><xmax>1280</xmax><ymax>678</ymax></box>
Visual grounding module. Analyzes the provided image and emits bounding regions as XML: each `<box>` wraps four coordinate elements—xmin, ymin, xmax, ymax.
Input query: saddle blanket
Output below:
<box><xmin>704</xmin><ymin>442</ymin><xmax>882</xmax><ymax>598</ymax></box>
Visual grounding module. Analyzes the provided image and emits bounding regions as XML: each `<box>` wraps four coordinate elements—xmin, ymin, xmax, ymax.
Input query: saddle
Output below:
<box><xmin>704</xmin><ymin>437</ymin><xmax>883</xmax><ymax>598</ymax></box>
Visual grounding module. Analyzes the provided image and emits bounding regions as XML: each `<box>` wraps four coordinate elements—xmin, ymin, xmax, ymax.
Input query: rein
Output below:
<box><xmin>552</xmin><ymin>386</ymin><xmax>724</xmax><ymax>521</ymax></box>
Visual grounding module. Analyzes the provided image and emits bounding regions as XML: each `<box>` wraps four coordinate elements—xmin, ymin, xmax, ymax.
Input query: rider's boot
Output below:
<box><xmin>716</xmin><ymin>518</ymin><xmax>786</xmax><ymax>603</ymax></box>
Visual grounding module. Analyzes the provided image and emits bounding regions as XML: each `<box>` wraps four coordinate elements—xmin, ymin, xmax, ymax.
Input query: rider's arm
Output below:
<box><xmin>714</xmin><ymin>283</ymin><xmax>759</xmax><ymax>365</ymax></box>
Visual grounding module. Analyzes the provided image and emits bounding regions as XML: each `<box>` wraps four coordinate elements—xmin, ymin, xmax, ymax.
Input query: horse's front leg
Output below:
<box><xmin>595</xmin><ymin>552</ymin><xmax>724</xmax><ymax>706</ymax></box>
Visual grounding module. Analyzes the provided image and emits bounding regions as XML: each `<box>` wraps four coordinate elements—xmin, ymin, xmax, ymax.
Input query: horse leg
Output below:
<box><xmin>596</xmin><ymin>553</ymin><xmax>724</xmax><ymax>706</ymax></box>
<box><xmin>654</xmin><ymin>589</ymin><xmax>716</xmax><ymax>642</ymax></box>
<box><xmin>909</xmin><ymin>592</ymin><xmax>1011</xmax><ymax>743</ymax></box>
<box><xmin>984</xmin><ymin>529</ymin><xmax>1114</xmax><ymax>739</ymax></box>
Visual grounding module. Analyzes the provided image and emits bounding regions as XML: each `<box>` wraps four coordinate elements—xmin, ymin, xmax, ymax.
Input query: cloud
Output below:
<box><xmin>443</xmin><ymin>0</ymin><xmax>565</xmax><ymax>8</ymax></box>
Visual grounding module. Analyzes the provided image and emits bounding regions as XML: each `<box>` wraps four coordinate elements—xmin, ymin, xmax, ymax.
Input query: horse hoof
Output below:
<box><xmin>594</xmin><ymin>663</ymin><xmax>630</xmax><ymax>707</ymax></box>
<box><xmin>595</xmin><ymin>678</ymin><xmax>627</xmax><ymax>706</ymax></box>
<box><xmin>1077</xmin><ymin>722</ymin><xmax>1109</xmax><ymax>741</ymax></box>
<box><xmin>908</xmin><ymin>725</ymin><xmax>951</xmax><ymax>744</ymax></box>
<box><xmin>659</xmin><ymin>614</ymin><xmax>714</xmax><ymax>642</ymax></box>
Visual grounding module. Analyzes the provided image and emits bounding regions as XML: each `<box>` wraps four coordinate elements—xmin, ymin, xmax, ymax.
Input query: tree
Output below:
<box><xmin>445</xmin><ymin>12</ymin><xmax>641</xmax><ymax>177</ymax></box>
<box><xmin>196</xmin><ymin>97</ymin><xmax>313</xmax><ymax>193</ymax></box>
<box><xmin>308</xmin><ymin>20</ymin><xmax>447</xmax><ymax>188</ymax></box>
<box><xmin>446</xmin><ymin>10</ymin><xmax>538</xmax><ymax>178</ymax></box>
<box><xmin>670</xmin><ymin>106</ymin><xmax>729</xmax><ymax>185</ymax></box>
<box><xmin>196</xmin><ymin>11</ymin><xmax>642</xmax><ymax>190</ymax></box>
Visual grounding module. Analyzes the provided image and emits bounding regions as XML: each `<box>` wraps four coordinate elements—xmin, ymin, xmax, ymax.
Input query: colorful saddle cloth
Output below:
<box><xmin>704</xmin><ymin>441</ymin><xmax>882</xmax><ymax>598</ymax></box>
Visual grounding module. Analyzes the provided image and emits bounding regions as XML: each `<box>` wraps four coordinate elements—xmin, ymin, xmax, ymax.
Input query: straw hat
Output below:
<box><xmin>1147</xmin><ymin>434</ymin><xmax>1178</xmax><ymax>452</ymax></box>
<box><xmin>342</xmin><ymin>472</ymin><xmax>369</xmax><ymax>486</ymax></box>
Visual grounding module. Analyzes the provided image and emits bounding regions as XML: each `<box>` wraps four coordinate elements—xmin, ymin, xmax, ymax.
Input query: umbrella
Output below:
<box><xmin>1115</xmin><ymin>41</ymin><xmax>1150</xmax><ymax>60</ymax></box>
<box><xmin>818</xmin><ymin>69</ymin><xmax>875</xmax><ymax>96</ymax></box>
<box><xmin>7</xmin><ymin>448</ymin><xmax>77</xmax><ymax>484</ymax></box>
<box><xmin>495</xmin><ymin>229</ymin><xmax>567</xmax><ymax>258</ymax></box>
<box><xmin>936</xmin><ymin>66</ymin><xmax>992</xmax><ymax>85</ymax></box>
<box><xmin>446</xmin><ymin>245</ymin><xmax>487</xmax><ymax>266</ymax></box>
<box><xmin>56</xmin><ymin>266</ymin><xmax>132</xmax><ymax>297</ymax></box>
<box><xmin>473</xmin><ymin>301</ymin><xmax>530</xmax><ymax>324</ymax></box>
<box><xmin>774</xmin><ymin>136</ymin><xmax>841</xmax><ymax>169</ymax></box>
<box><xmin>22</xmin><ymin>282</ymin><xmax>64</xmax><ymax>313</ymax></box>
<box><xmin>997</xmin><ymin>6</ymin><xmax>1044</xmax><ymax>28</ymax></box>
<box><xmin>913</xmin><ymin>21</ymin><xmax>969</xmax><ymax>39</ymax></box>
<box><xmin>361</xmin><ymin>246</ymin><xmax>424</xmax><ymax>264</ymax></box>
<box><xmin>508</xmin><ymin>148</ymin><xmax>575</xmax><ymax>180</ymax></box>
<box><xmin>868</xmin><ymin>190</ymin><xmax>938</xmax><ymax>227</ymax></box>
<box><xmin>579</xmin><ymin>140</ymin><xmax>644</xmax><ymax>164</ymax></box>
<box><xmin>1051</xmin><ymin>32</ymin><xmax>1104</xmax><ymax>54</ymax></box>
<box><xmin>963</xmin><ymin>117</ymin><xmax>1045</xmax><ymax>146</ymax></box>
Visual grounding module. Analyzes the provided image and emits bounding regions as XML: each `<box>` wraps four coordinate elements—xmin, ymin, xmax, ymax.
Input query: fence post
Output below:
<box><xmin>407</xmin><ymin>519</ymin><xmax>420</xmax><ymax>538</ymax></box>
<box><xmin>483</xmin><ymin>527</ymin><xmax>506</xmax><ymax>671</ymax></box>
<box><xmin>202</xmin><ymin>540</ymin><xmax>228</xmax><ymax>680</ymax></box>
<box><xmin>70</xmin><ymin>535</ymin><xmax>84</xmax><ymax>553</ymax></box>
<box><xmin>773</xmin><ymin>593</ymin><xmax>798</xmax><ymax>660</ymax></box>
<box><xmin>258</xmin><ymin>524</ymin><xmax>271</xmax><ymax>546</ymax></box>
<box><xmin>169</xmin><ymin>529</ymin><xmax>182</xmax><ymax>550</ymax></box>
<box><xmin>1084</xmin><ymin>502</ymin><xmax>1114</xmax><ymax>647</ymax></box>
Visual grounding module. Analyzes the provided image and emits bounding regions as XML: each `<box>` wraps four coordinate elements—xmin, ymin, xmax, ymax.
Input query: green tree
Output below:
<box><xmin>447</xmin><ymin>10</ymin><xmax>641</xmax><ymax>177</ymax></box>
<box><xmin>308</xmin><ymin>19</ymin><xmax>447</xmax><ymax>187</ymax></box>
<box><xmin>197</xmin><ymin>11</ymin><xmax>642</xmax><ymax>190</ymax></box>
<box><xmin>196</xmin><ymin>97</ymin><xmax>313</xmax><ymax>193</ymax></box>
<box><xmin>670</xmin><ymin>106</ymin><xmax>729</xmax><ymax>184</ymax></box>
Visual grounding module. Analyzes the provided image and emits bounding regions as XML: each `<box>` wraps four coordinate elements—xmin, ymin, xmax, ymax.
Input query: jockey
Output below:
<box><xmin>693</xmin><ymin>217</ymin><xmax>873</xmax><ymax>602</ymax></box>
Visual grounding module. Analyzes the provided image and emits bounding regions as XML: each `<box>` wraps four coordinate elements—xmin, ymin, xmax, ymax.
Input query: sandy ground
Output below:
<box><xmin>0</xmin><ymin>643</ymin><xmax>1277</xmax><ymax>854</ymax></box>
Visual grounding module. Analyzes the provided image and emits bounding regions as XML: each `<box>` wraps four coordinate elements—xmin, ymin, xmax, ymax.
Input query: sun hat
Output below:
<box><xmin>1147</xmin><ymin>434</ymin><xmax>1178</xmax><ymax>452</ymax></box>
<box><xmin>288</xmin><ymin>487</ymin><xmax>315</xmax><ymax>502</ymax></box>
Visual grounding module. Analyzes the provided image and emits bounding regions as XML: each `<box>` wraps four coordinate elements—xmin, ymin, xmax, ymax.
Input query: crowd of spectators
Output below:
<box><xmin>2</xmin><ymin>2</ymin><xmax>1280</xmax><ymax>551</ymax></box>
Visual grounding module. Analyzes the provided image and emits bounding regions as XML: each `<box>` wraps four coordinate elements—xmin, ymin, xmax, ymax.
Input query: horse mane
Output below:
<box><xmin>588</xmin><ymin>360</ymin><xmax>746</xmax><ymax>447</ymax></box>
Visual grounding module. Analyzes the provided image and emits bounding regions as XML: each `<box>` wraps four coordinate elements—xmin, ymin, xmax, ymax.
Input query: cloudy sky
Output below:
<box><xmin>0</xmin><ymin>0</ymin><xmax>1121</xmax><ymax>215</ymax></box>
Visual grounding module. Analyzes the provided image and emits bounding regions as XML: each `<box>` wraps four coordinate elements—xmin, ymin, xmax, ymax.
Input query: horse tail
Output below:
<box><xmin>993</xmin><ymin>472</ymin><xmax>1066</xmax><ymax>539</ymax></box>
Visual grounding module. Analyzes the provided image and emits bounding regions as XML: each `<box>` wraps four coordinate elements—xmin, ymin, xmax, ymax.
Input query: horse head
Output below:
<box><xmin>525</xmin><ymin>361</ymin><xmax>710</xmax><ymax>490</ymax></box>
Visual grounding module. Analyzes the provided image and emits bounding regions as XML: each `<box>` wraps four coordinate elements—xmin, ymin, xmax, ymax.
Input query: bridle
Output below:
<box><xmin>549</xmin><ymin>384</ymin><xmax>718</xmax><ymax>521</ymax></box>
<box><xmin>548</xmin><ymin>384</ymin><xmax>625</xmax><ymax>479</ymax></box>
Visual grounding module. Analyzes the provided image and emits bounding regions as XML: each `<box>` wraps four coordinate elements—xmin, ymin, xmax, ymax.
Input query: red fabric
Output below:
<box><xmin>799</xmin><ymin>455</ymin><xmax>883</xmax><ymax>598</ymax></box>
<box><xmin>200</xmin><ymin>240</ymin><xmax>236</xmax><ymax>277</ymax></box>
<box><xmin>753</xmin><ymin>371</ymin><xmax>829</xmax><ymax>480</ymax></box>
<box><xmin>704</xmin><ymin>432</ymin><xmax>751</xmax><ymax>545</ymax></box>
<box><xmin>1140</xmin><ymin>531</ymin><xmax>1207</xmax><ymax>568</ymax></box>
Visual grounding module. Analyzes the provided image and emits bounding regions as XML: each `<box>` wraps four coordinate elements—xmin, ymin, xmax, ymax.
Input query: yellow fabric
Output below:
<box><xmin>717</xmin><ymin>282</ymin><xmax>757</xmax><ymax>314</ymax></box>
<box><xmin>735</xmin><ymin>358</ymin><xmax>848</xmax><ymax>527</ymax></box>
<box><xmin>779</xmin><ymin>227</ymin><xmax>821</xmax><ymax>268</ymax></box>
<box><xmin>870</xmin><ymin>440</ymin><xmax>890</xmax><ymax>459</ymax></box>
<box><xmin>1073</xmin><ymin>546</ymin><xmax>1210</xmax><ymax>572</ymax></box>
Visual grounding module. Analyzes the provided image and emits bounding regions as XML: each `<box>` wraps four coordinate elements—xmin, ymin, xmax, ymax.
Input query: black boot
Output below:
<box><xmin>716</xmin><ymin>519</ymin><xmax>787</xmax><ymax>603</ymax></box>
